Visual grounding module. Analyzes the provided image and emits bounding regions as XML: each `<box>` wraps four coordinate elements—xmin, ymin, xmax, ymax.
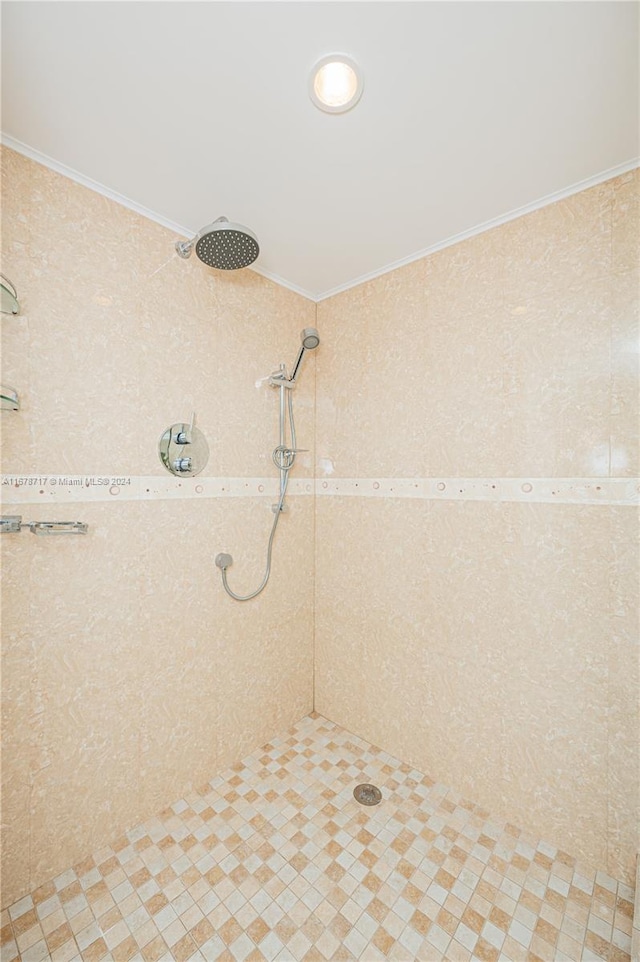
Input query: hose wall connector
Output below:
<box><xmin>215</xmin><ymin>553</ymin><xmax>233</xmax><ymax>569</ymax></box>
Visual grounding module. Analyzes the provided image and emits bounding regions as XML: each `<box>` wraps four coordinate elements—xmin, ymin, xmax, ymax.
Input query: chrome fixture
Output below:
<box><xmin>1</xmin><ymin>516</ymin><xmax>22</xmax><ymax>534</ymax></box>
<box><xmin>1</xmin><ymin>386</ymin><xmax>19</xmax><ymax>411</ymax></box>
<box><xmin>1</xmin><ymin>275</ymin><xmax>20</xmax><ymax>315</ymax></box>
<box><xmin>215</xmin><ymin>327</ymin><xmax>320</xmax><ymax>601</ymax></box>
<box><xmin>1</xmin><ymin>516</ymin><xmax>88</xmax><ymax>535</ymax></box>
<box><xmin>158</xmin><ymin>413</ymin><xmax>209</xmax><ymax>477</ymax></box>
<box><xmin>175</xmin><ymin>216</ymin><xmax>259</xmax><ymax>270</ymax></box>
<box><xmin>287</xmin><ymin>327</ymin><xmax>320</xmax><ymax>383</ymax></box>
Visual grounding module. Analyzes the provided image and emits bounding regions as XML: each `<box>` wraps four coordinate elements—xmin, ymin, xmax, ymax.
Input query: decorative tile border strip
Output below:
<box><xmin>316</xmin><ymin>477</ymin><xmax>640</xmax><ymax>506</ymax></box>
<box><xmin>1</xmin><ymin>475</ymin><xmax>638</xmax><ymax>506</ymax></box>
<box><xmin>0</xmin><ymin>475</ymin><xmax>313</xmax><ymax>505</ymax></box>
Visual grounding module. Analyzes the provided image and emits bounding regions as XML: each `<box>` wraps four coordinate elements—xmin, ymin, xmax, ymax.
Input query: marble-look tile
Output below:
<box><xmin>315</xmin><ymin>495</ymin><xmax>636</xmax><ymax>887</ymax></box>
<box><xmin>1</xmin><ymin>518</ymin><xmax>32</xmax><ymax>909</ymax></box>
<box><xmin>503</xmin><ymin>277</ymin><xmax>612</xmax><ymax>477</ymax></box>
<box><xmin>316</xmin><ymin>270</ymin><xmax>430</xmax><ymax>479</ymax></box>
<box><xmin>317</xmin><ymin>263</ymin><xmax>507</xmax><ymax>479</ymax></box>
<box><xmin>318</xmin><ymin>211</ymin><xmax>622</xmax><ymax>481</ymax></box>
<box><xmin>612</xmin><ymin>168</ymin><xmax>640</xmax><ymax>274</ymax></box>
<box><xmin>135</xmin><ymin>253</ymin><xmax>316</xmax><ymax>479</ymax></box>
<box><xmin>134</xmin><ymin>493</ymin><xmax>313</xmax><ymax>824</ymax></box>
<box><xmin>315</xmin><ymin>498</ymin><xmax>506</xmax><ymax>816</ymax></box>
<box><xmin>499</xmin><ymin>677</ymin><xmax>609</xmax><ymax>873</ymax></box>
<box><xmin>0</xmin><ymin>533</ymin><xmax>34</xmax><ymax>906</ymax></box>
<box><xmin>2</xmin><ymin>148</ymin><xmax>34</xmax><ymax>472</ymax></box>
<box><xmin>422</xmin><ymin>224</ymin><xmax>508</xmax><ymax>315</ymax></box>
<box><xmin>501</xmin><ymin>179</ymin><xmax>613</xmax><ymax>300</ymax></box>
<box><xmin>26</xmin><ymin>159</ymin><xmax>145</xmax><ymax>291</ymax></box>
<box><xmin>315</xmin><ymin>169</ymin><xmax>638</xmax><ymax>891</ymax></box>
<box><xmin>27</xmin><ymin>503</ymin><xmax>144</xmax><ymax>889</ymax></box>
<box><xmin>2</xmin><ymin>146</ymin><xmax>638</xmax><ymax>917</ymax></box>
<box><xmin>421</xmin><ymin>305</ymin><xmax>508</xmax><ymax>477</ymax></box>
<box><xmin>15</xmin><ymin>155</ymin><xmax>316</xmax><ymax>480</ymax></box>
<box><xmin>1</xmin><ymin>148</ymin><xmax>315</xmax><ymax>907</ymax></box>
<box><xmin>633</xmin><ymin>856</ymin><xmax>640</xmax><ymax>962</ymax></box>
<box><xmin>497</xmin><ymin>503</ymin><xmax>610</xmax><ymax>688</ymax></box>
<box><xmin>1</xmin><ymin>144</ymin><xmax>31</xmax><ymax>246</ymax></box>
<box><xmin>611</xmin><ymin>269</ymin><xmax>640</xmax><ymax>477</ymax></box>
<box><xmin>1</xmin><ymin>744</ymin><xmax>32</xmax><ymax>905</ymax></box>
<box><xmin>606</xmin><ymin>508</ymin><xmax>639</xmax><ymax>884</ymax></box>
<box><xmin>22</xmin><ymin>273</ymin><xmax>142</xmax><ymax>475</ymax></box>
<box><xmin>1</xmin><ymin>317</ymin><xmax>34</xmax><ymax>472</ymax></box>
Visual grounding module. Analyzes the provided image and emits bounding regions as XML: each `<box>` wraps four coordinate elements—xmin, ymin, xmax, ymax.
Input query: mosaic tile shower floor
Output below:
<box><xmin>2</xmin><ymin>714</ymin><xmax>635</xmax><ymax>962</ymax></box>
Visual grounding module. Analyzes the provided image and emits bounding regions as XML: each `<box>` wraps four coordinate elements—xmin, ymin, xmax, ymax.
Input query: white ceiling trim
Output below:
<box><xmin>3</xmin><ymin>132</ymin><xmax>638</xmax><ymax>305</ymax></box>
<box><xmin>315</xmin><ymin>156</ymin><xmax>640</xmax><ymax>302</ymax></box>
<box><xmin>1</xmin><ymin>133</ymin><xmax>315</xmax><ymax>302</ymax></box>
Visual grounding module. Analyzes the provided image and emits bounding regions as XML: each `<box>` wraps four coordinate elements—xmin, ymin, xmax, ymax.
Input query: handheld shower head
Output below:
<box><xmin>175</xmin><ymin>216</ymin><xmax>259</xmax><ymax>270</ymax></box>
<box><xmin>289</xmin><ymin>328</ymin><xmax>321</xmax><ymax>383</ymax></box>
<box><xmin>301</xmin><ymin>327</ymin><xmax>320</xmax><ymax>350</ymax></box>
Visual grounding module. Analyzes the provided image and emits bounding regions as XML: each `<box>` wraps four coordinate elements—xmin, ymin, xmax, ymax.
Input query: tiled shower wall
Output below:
<box><xmin>314</xmin><ymin>171</ymin><xmax>639</xmax><ymax>887</ymax></box>
<box><xmin>2</xmin><ymin>146</ymin><xmax>638</xmax><ymax>913</ymax></box>
<box><xmin>1</xmin><ymin>147</ymin><xmax>316</xmax><ymax>906</ymax></box>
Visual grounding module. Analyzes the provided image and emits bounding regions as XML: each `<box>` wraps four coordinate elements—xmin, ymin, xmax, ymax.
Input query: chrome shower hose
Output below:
<box><xmin>218</xmin><ymin>388</ymin><xmax>296</xmax><ymax>601</ymax></box>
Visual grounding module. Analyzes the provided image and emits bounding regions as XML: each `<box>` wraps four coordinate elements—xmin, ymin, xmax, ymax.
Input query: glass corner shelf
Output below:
<box><xmin>1</xmin><ymin>387</ymin><xmax>19</xmax><ymax>411</ymax></box>
<box><xmin>1</xmin><ymin>275</ymin><xmax>20</xmax><ymax>315</ymax></box>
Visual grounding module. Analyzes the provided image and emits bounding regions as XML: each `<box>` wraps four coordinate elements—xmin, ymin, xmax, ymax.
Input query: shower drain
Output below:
<box><xmin>353</xmin><ymin>783</ymin><xmax>382</xmax><ymax>806</ymax></box>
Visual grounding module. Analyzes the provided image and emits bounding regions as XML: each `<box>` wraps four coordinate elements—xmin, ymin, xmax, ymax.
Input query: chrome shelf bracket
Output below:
<box><xmin>1</xmin><ymin>516</ymin><xmax>88</xmax><ymax>535</ymax></box>
<box><xmin>1</xmin><ymin>515</ymin><xmax>23</xmax><ymax>534</ymax></box>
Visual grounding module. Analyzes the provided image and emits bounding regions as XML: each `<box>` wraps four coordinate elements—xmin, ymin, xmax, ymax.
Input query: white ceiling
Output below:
<box><xmin>2</xmin><ymin>1</ymin><xmax>638</xmax><ymax>301</ymax></box>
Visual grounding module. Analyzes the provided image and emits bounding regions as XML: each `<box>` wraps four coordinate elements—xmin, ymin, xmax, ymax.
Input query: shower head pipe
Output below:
<box><xmin>289</xmin><ymin>327</ymin><xmax>320</xmax><ymax>383</ymax></box>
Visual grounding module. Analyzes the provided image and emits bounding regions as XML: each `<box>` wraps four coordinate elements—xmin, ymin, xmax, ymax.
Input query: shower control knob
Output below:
<box><xmin>159</xmin><ymin>422</ymin><xmax>209</xmax><ymax>477</ymax></box>
<box><xmin>175</xmin><ymin>413</ymin><xmax>195</xmax><ymax>445</ymax></box>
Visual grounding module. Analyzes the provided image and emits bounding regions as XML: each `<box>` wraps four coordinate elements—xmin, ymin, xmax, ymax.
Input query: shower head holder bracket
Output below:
<box><xmin>269</xmin><ymin>371</ymin><xmax>296</xmax><ymax>389</ymax></box>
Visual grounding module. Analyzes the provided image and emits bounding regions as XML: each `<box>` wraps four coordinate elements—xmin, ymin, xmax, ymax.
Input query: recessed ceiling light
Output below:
<box><xmin>309</xmin><ymin>55</ymin><xmax>363</xmax><ymax>114</ymax></box>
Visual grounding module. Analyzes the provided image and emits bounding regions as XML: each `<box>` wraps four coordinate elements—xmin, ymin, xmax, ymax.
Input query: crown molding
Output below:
<box><xmin>0</xmin><ymin>133</ymin><xmax>318</xmax><ymax>303</ymax></box>
<box><xmin>3</xmin><ymin>133</ymin><xmax>637</xmax><ymax>305</ymax></box>
<box><xmin>314</xmin><ymin>157</ymin><xmax>640</xmax><ymax>302</ymax></box>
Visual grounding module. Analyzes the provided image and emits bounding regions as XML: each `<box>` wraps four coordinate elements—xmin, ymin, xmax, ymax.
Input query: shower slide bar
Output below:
<box><xmin>1</xmin><ymin>516</ymin><xmax>88</xmax><ymax>535</ymax></box>
<box><xmin>214</xmin><ymin>327</ymin><xmax>320</xmax><ymax>601</ymax></box>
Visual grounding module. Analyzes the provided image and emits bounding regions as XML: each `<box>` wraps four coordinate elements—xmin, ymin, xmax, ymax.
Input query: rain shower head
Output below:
<box><xmin>175</xmin><ymin>216</ymin><xmax>259</xmax><ymax>270</ymax></box>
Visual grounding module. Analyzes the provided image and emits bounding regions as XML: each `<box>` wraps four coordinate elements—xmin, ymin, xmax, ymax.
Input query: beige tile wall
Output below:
<box><xmin>1</xmin><ymin>148</ymin><xmax>316</xmax><ymax>906</ymax></box>
<box><xmin>315</xmin><ymin>170</ymin><xmax>640</xmax><ymax>886</ymax></box>
<box><xmin>2</xmin><ymin>146</ymin><xmax>637</xmax><ymax>912</ymax></box>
